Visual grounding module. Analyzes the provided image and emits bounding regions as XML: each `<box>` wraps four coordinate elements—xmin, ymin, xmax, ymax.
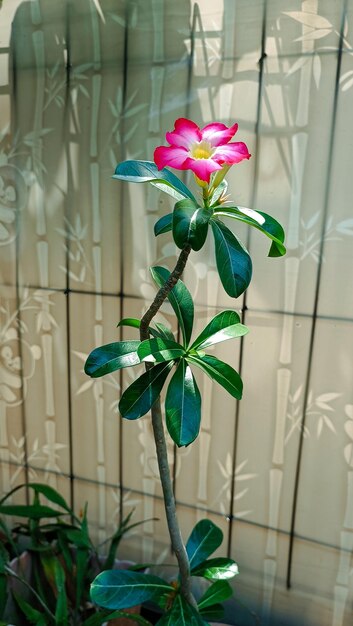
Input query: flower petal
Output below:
<box><xmin>165</xmin><ymin>118</ymin><xmax>201</xmax><ymax>149</ymax></box>
<box><xmin>184</xmin><ymin>157</ymin><xmax>222</xmax><ymax>183</ymax></box>
<box><xmin>154</xmin><ymin>146</ymin><xmax>189</xmax><ymax>170</ymax></box>
<box><xmin>213</xmin><ymin>142</ymin><xmax>251</xmax><ymax>164</ymax></box>
<box><xmin>201</xmin><ymin>122</ymin><xmax>239</xmax><ymax>147</ymax></box>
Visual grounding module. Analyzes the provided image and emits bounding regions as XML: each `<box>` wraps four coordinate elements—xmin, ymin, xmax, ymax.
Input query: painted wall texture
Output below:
<box><xmin>0</xmin><ymin>1</ymin><xmax>353</xmax><ymax>624</ymax></box>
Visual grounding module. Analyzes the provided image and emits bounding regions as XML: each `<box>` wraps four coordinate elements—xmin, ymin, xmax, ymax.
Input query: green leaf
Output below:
<box><xmin>165</xmin><ymin>360</ymin><xmax>201</xmax><ymax>447</ymax></box>
<box><xmin>211</xmin><ymin>219</ymin><xmax>252</xmax><ymax>298</ymax></box>
<box><xmin>57</xmin><ymin>529</ymin><xmax>73</xmax><ymax>570</ymax></box>
<box><xmin>84</xmin><ymin>341</ymin><xmax>140</xmax><ymax>377</ymax></box>
<box><xmin>154</xmin><ymin>322</ymin><xmax>175</xmax><ymax>342</ymax></box>
<box><xmin>199</xmin><ymin>603</ymin><xmax>224</xmax><ymax>620</ymax></box>
<box><xmin>156</xmin><ymin>595</ymin><xmax>209</xmax><ymax>625</ymax></box>
<box><xmin>138</xmin><ymin>337</ymin><xmax>185</xmax><ymax>363</ymax></box>
<box><xmin>117</xmin><ymin>317</ymin><xmax>142</xmax><ymax>330</ymax></box>
<box><xmin>113</xmin><ymin>160</ymin><xmax>197</xmax><ymax>203</ymax></box>
<box><xmin>117</xmin><ymin>318</ymin><xmax>168</xmax><ymax>340</ymax></box>
<box><xmin>173</xmin><ymin>199</ymin><xmax>211</xmax><ymax>251</ymax></box>
<box><xmin>0</xmin><ymin>560</ymin><xmax>7</xmax><ymax>617</ymax></box>
<box><xmin>0</xmin><ymin>504</ymin><xmax>63</xmax><ymax>519</ymax></box>
<box><xmin>64</xmin><ymin>528</ymin><xmax>91</xmax><ymax>549</ymax></box>
<box><xmin>0</xmin><ymin>577</ymin><xmax>6</xmax><ymax>615</ymax></box>
<box><xmin>75</xmin><ymin>548</ymin><xmax>90</xmax><ymax>614</ymax></box>
<box><xmin>13</xmin><ymin>593</ymin><xmax>48</xmax><ymax>625</ymax></box>
<box><xmin>26</xmin><ymin>483</ymin><xmax>71</xmax><ymax>513</ymax></box>
<box><xmin>119</xmin><ymin>362</ymin><xmax>172</xmax><ymax>420</ymax></box>
<box><xmin>84</xmin><ymin>611</ymin><xmax>152</xmax><ymax>626</ymax></box>
<box><xmin>104</xmin><ymin>513</ymin><xmax>150</xmax><ymax>571</ymax></box>
<box><xmin>154</xmin><ymin>213</ymin><xmax>172</xmax><ymax>236</ymax></box>
<box><xmin>189</xmin><ymin>310</ymin><xmax>248</xmax><ymax>351</ymax></box>
<box><xmin>187</xmin><ymin>354</ymin><xmax>243</xmax><ymax>400</ymax></box>
<box><xmin>150</xmin><ymin>266</ymin><xmax>194</xmax><ymax>348</ymax></box>
<box><xmin>186</xmin><ymin>520</ymin><xmax>223</xmax><ymax>571</ymax></box>
<box><xmin>0</xmin><ymin>517</ymin><xmax>15</xmax><ymax>551</ymax></box>
<box><xmin>210</xmin><ymin>180</ymin><xmax>228</xmax><ymax>206</ymax></box>
<box><xmin>214</xmin><ymin>206</ymin><xmax>286</xmax><ymax>257</ymax></box>
<box><xmin>54</xmin><ymin>559</ymin><xmax>68</xmax><ymax>625</ymax></box>
<box><xmin>90</xmin><ymin>570</ymin><xmax>174</xmax><ymax>610</ymax></box>
<box><xmin>197</xmin><ymin>580</ymin><xmax>233</xmax><ymax>610</ymax></box>
<box><xmin>191</xmin><ymin>557</ymin><xmax>239</xmax><ymax>580</ymax></box>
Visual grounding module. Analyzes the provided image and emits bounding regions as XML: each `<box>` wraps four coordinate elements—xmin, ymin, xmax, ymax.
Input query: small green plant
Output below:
<box><xmin>0</xmin><ymin>483</ymin><xmax>149</xmax><ymax>625</ymax></box>
<box><xmin>85</xmin><ymin>118</ymin><xmax>286</xmax><ymax>623</ymax></box>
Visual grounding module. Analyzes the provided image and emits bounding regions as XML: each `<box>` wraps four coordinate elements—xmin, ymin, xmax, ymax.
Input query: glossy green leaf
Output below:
<box><xmin>173</xmin><ymin>199</ymin><xmax>211</xmax><ymax>251</ymax></box>
<box><xmin>84</xmin><ymin>341</ymin><xmax>140</xmax><ymax>378</ymax></box>
<box><xmin>113</xmin><ymin>160</ymin><xmax>197</xmax><ymax>203</ymax></box>
<box><xmin>214</xmin><ymin>205</ymin><xmax>286</xmax><ymax>257</ymax></box>
<box><xmin>90</xmin><ymin>570</ymin><xmax>174</xmax><ymax>610</ymax></box>
<box><xmin>0</xmin><ymin>504</ymin><xmax>63</xmax><ymax>519</ymax></box>
<box><xmin>165</xmin><ymin>360</ymin><xmax>201</xmax><ymax>447</ymax></box>
<box><xmin>187</xmin><ymin>354</ymin><xmax>243</xmax><ymax>400</ymax></box>
<box><xmin>156</xmin><ymin>595</ymin><xmax>209</xmax><ymax>626</ymax></box>
<box><xmin>197</xmin><ymin>580</ymin><xmax>233</xmax><ymax>610</ymax></box>
<box><xmin>198</xmin><ymin>603</ymin><xmax>224</xmax><ymax>621</ymax></box>
<box><xmin>117</xmin><ymin>318</ymin><xmax>141</xmax><ymax>330</ymax></box>
<box><xmin>150</xmin><ymin>266</ymin><xmax>194</xmax><ymax>348</ymax></box>
<box><xmin>186</xmin><ymin>520</ymin><xmax>223</xmax><ymax>571</ymax></box>
<box><xmin>190</xmin><ymin>310</ymin><xmax>248</xmax><ymax>351</ymax></box>
<box><xmin>138</xmin><ymin>337</ymin><xmax>185</xmax><ymax>363</ymax></box>
<box><xmin>211</xmin><ymin>219</ymin><xmax>252</xmax><ymax>298</ymax></box>
<box><xmin>119</xmin><ymin>362</ymin><xmax>172</xmax><ymax>420</ymax></box>
<box><xmin>117</xmin><ymin>318</ymin><xmax>169</xmax><ymax>341</ymax></box>
<box><xmin>154</xmin><ymin>213</ymin><xmax>172</xmax><ymax>236</ymax></box>
<box><xmin>154</xmin><ymin>322</ymin><xmax>175</xmax><ymax>342</ymax></box>
<box><xmin>210</xmin><ymin>180</ymin><xmax>228</xmax><ymax>206</ymax></box>
<box><xmin>191</xmin><ymin>557</ymin><xmax>239</xmax><ymax>580</ymax></box>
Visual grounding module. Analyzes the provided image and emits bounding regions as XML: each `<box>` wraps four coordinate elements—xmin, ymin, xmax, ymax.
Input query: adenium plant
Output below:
<box><xmin>85</xmin><ymin>118</ymin><xmax>286</xmax><ymax>624</ymax></box>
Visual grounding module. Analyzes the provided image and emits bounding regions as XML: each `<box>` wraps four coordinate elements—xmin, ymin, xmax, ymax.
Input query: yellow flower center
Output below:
<box><xmin>191</xmin><ymin>140</ymin><xmax>213</xmax><ymax>160</ymax></box>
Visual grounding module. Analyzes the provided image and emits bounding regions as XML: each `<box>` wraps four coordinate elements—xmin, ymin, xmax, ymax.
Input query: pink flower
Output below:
<box><xmin>154</xmin><ymin>118</ymin><xmax>251</xmax><ymax>184</ymax></box>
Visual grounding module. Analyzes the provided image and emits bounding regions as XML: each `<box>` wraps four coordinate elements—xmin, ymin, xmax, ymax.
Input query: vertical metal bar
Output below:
<box><xmin>286</xmin><ymin>0</ymin><xmax>347</xmax><ymax>589</ymax></box>
<box><xmin>64</xmin><ymin>0</ymin><xmax>75</xmax><ymax>512</ymax></box>
<box><xmin>227</xmin><ymin>0</ymin><xmax>268</xmax><ymax>558</ymax></box>
<box><xmin>11</xmin><ymin>23</ymin><xmax>30</xmax><ymax>500</ymax></box>
<box><xmin>172</xmin><ymin>0</ymin><xmax>197</xmax><ymax>504</ymax></box>
<box><xmin>118</xmin><ymin>0</ymin><xmax>130</xmax><ymax>523</ymax></box>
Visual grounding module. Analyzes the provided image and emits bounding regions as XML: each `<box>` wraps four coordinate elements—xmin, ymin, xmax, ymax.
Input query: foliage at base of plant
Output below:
<box><xmin>91</xmin><ymin>520</ymin><xmax>237</xmax><ymax>625</ymax></box>
<box><xmin>0</xmin><ymin>483</ymin><xmax>148</xmax><ymax>625</ymax></box>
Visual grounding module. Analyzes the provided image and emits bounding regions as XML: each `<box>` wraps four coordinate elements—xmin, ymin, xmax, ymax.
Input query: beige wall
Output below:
<box><xmin>1</xmin><ymin>1</ymin><xmax>353</xmax><ymax>624</ymax></box>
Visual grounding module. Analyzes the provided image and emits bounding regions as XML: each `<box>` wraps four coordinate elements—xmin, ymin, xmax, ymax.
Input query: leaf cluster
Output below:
<box><xmin>114</xmin><ymin>160</ymin><xmax>286</xmax><ymax>299</ymax></box>
<box><xmin>85</xmin><ymin>267</ymin><xmax>248</xmax><ymax>447</ymax></box>
<box><xmin>0</xmin><ymin>484</ymin><xmax>147</xmax><ymax>625</ymax></box>
<box><xmin>91</xmin><ymin>519</ymin><xmax>238</xmax><ymax>625</ymax></box>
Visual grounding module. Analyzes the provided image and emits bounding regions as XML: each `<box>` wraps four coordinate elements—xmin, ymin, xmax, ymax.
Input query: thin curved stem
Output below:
<box><xmin>139</xmin><ymin>243</ymin><xmax>197</xmax><ymax>609</ymax></box>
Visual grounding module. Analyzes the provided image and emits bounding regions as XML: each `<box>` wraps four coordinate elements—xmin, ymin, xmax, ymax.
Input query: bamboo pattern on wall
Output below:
<box><xmin>1</xmin><ymin>0</ymin><xmax>353</xmax><ymax>624</ymax></box>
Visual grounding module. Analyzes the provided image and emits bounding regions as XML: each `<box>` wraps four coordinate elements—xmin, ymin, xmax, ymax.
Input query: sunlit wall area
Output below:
<box><xmin>1</xmin><ymin>1</ymin><xmax>353</xmax><ymax>624</ymax></box>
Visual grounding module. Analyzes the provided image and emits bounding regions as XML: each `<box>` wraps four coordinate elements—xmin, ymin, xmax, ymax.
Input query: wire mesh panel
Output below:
<box><xmin>0</xmin><ymin>1</ymin><xmax>353</xmax><ymax>624</ymax></box>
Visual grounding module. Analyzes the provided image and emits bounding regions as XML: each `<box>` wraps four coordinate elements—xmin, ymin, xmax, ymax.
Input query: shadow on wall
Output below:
<box><xmin>224</xmin><ymin>597</ymin><xmax>317</xmax><ymax>626</ymax></box>
<box><xmin>7</xmin><ymin>0</ymin><xmax>195</xmax><ymax>291</ymax></box>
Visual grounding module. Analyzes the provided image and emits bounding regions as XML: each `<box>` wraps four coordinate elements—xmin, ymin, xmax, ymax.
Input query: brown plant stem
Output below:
<box><xmin>139</xmin><ymin>243</ymin><xmax>197</xmax><ymax>609</ymax></box>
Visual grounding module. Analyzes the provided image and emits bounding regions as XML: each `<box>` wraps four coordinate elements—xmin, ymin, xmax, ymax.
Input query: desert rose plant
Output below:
<box><xmin>85</xmin><ymin>118</ymin><xmax>286</xmax><ymax>624</ymax></box>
